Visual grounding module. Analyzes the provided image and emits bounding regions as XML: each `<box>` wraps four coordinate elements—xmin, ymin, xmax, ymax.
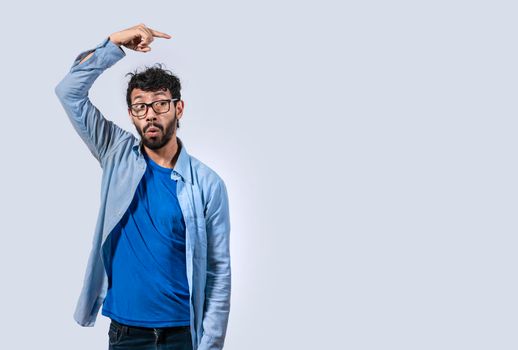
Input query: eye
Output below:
<box><xmin>133</xmin><ymin>103</ymin><xmax>146</xmax><ymax>110</ymax></box>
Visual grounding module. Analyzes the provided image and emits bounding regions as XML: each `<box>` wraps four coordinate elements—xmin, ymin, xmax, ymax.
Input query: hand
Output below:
<box><xmin>108</xmin><ymin>23</ymin><xmax>172</xmax><ymax>52</ymax></box>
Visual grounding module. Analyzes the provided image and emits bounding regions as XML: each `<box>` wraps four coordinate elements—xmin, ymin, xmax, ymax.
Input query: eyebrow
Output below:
<box><xmin>133</xmin><ymin>91</ymin><xmax>168</xmax><ymax>101</ymax></box>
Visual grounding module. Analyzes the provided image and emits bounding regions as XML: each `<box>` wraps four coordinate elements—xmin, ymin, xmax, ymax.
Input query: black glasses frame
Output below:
<box><xmin>130</xmin><ymin>98</ymin><xmax>179</xmax><ymax>119</ymax></box>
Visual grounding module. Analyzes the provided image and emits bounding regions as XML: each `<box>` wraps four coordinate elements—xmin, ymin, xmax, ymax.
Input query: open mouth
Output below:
<box><xmin>145</xmin><ymin>127</ymin><xmax>161</xmax><ymax>136</ymax></box>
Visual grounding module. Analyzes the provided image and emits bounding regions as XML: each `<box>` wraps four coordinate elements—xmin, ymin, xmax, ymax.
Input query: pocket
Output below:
<box><xmin>108</xmin><ymin>322</ymin><xmax>122</xmax><ymax>345</ymax></box>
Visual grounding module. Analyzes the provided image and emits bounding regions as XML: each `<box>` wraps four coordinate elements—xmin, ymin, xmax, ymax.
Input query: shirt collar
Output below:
<box><xmin>132</xmin><ymin>136</ymin><xmax>192</xmax><ymax>185</ymax></box>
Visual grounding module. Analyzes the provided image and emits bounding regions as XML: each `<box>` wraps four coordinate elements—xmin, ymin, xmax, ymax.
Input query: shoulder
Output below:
<box><xmin>186</xmin><ymin>153</ymin><xmax>229</xmax><ymax>213</ymax></box>
<box><xmin>188</xmin><ymin>154</ymin><xmax>226</xmax><ymax>190</ymax></box>
<box><xmin>188</xmin><ymin>155</ymin><xmax>230</xmax><ymax>222</ymax></box>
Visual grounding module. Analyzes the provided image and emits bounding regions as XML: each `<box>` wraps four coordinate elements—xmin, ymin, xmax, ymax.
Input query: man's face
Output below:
<box><xmin>128</xmin><ymin>88</ymin><xmax>183</xmax><ymax>150</ymax></box>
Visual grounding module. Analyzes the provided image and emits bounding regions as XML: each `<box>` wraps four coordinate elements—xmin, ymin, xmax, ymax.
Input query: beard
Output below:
<box><xmin>136</xmin><ymin>114</ymin><xmax>177</xmax><ymax>150</ymax></box>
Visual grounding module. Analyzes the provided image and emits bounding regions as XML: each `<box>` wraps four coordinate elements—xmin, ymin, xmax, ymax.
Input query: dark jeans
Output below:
<box><xmin>108</xmin><ymin>318</ymin><xmax>193</xmax><ymax>350</ymax></box>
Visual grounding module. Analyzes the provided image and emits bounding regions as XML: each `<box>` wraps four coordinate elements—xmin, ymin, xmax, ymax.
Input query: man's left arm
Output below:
<box><xmin>200</xmin><ymin>178</ymin><xmax>232</xmax><ymax>350</ymax></box>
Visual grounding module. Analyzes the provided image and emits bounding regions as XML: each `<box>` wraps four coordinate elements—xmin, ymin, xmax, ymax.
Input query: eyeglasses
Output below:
<box><xmin>130</xmin><ymin>98</ymin><xmax>179</xmax><ymax>119</ymax></box>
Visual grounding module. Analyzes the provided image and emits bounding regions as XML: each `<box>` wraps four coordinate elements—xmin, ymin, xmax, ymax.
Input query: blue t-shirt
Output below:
<box><xmin>101</xmin><ymin>150</ymin><xmax>190</xmax><ymax>327</ymax></box>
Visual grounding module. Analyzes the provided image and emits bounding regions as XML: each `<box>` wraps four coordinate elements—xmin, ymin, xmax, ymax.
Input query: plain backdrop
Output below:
<box><xmin>0</xmin><ymin>1</ymin><xmax>516</xmax><ymax>349</ymax></box>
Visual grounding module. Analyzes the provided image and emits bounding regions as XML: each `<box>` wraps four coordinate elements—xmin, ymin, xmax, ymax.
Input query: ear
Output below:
<box><xmin>176</xmin><ymin>100</ymin><xmax>185</xmax><ymax>120</ymax></box>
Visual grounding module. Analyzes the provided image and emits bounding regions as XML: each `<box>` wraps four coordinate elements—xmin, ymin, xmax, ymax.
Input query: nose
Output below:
<box><xmin>145</xmin><ymin>107</ymin><xmax>158</xmax><ymax>121</ymax></box>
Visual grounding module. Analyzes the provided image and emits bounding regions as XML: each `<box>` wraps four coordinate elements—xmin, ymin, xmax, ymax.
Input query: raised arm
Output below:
<box><xmin>54</xmin><ymin>37</ymin><xmax>129</xmax><ymax>166</ymax></box>
<box><xmin>54</xmin><ymin>24</ymin><xmax>172</xmax><ymax>167</ymax></box>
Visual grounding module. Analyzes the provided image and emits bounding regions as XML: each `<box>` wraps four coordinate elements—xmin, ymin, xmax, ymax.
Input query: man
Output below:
<box><xmin>54</xmin><ymin>24</ymin><xmax>231</xmax><ymax>350</ymax></box>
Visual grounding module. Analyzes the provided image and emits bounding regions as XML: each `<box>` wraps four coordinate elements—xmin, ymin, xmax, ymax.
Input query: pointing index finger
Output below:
<box><xmin>150</xmin><ymin>28</ymin><xmax>172</xmax><ymax>39</ymax></box>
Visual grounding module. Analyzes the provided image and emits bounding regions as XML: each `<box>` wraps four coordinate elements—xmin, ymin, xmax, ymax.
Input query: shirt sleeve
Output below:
<box><xmin>199</xmin><ymin>178</ymin><xmax>232</xmax><ymax>350</ymax></box>
<box><xmin>54</xmin><ymin>37</ymin><xmax>131</xmax><ymax>167</ymax></box>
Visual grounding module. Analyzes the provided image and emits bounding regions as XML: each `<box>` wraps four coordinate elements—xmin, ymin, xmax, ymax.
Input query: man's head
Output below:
<box><xmin>125</xmin><ymin>64</ymin><xmax>184</xmax><ymax>150</ymax></box>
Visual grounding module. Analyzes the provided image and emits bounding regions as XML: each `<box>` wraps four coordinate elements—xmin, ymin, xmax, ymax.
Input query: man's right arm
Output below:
<box><xmin>54</xmin><ymin>37</ymin><xmax>130</xmax><ymax>167</ymax></box>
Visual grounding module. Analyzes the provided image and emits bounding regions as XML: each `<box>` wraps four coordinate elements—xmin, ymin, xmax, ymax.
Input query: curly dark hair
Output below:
<box><xmin>125</xmin><ymin>63</ymin><xmax>182</xmax><ymax>128</ymax></box>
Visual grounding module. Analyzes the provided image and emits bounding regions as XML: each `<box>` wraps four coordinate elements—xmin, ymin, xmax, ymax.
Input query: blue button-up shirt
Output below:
<box><xmin>54</xmin><ymin>36</ymin><xmax>231</xmax><ymax>350</ymax></box>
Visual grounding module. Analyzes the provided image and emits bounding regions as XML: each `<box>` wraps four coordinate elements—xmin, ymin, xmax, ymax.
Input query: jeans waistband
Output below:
<box><xmin>111</xmin><ymin>318</ymin><xmax>191</xmax><ymax>333</ymax></box>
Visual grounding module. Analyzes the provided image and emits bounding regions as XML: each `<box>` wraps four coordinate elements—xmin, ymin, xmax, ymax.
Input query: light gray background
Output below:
<box><xmin>0</xmin><ymin>0</ymin><xmax>516</xmax><ymax>349</ymax></box>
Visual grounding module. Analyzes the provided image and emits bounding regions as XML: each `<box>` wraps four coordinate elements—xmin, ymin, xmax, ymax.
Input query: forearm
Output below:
<box><xmin>199</xmin><ymin>267</ymin><xmax>231</xmax><ymax>350</ymax></box>
<box><xmin>55</xmin><ymin>37</ymin><xmax>125</xmax><ymax>101</ymax></box>
<box><xmin>79</xmin><ymin>37</ymin><xmax>121</xmax><ymax>65</ymax></box>
<box><xmin>79</xmin><ymin>51</ymin><xmax>94</xmax><ymax>65</ymax></box>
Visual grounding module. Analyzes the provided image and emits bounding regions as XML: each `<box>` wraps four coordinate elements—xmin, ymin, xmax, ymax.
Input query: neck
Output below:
<box><xmin>143</xmin><ymin>135</ymin><xmax>181</xmax><ymax>169</ymax></box>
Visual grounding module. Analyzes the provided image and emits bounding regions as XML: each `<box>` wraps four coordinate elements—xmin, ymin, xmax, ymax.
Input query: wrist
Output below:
<box><xmin>108</xmin><ymin>35</ymin><xmax>121</xmax><ymax>47</ymax></box>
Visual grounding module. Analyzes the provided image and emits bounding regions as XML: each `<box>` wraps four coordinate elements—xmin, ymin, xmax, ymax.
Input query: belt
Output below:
<box><xmin>110</xmin><ymin>318</ymin><xmax>191</xmax><ymax>341</ymax></box>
